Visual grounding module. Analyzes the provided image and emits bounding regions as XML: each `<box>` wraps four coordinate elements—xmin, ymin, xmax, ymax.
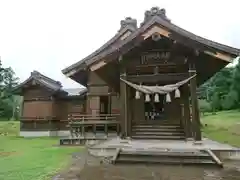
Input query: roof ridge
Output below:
<box><xmin>62</xmin><ymin>17</ymin><xmax>138</xmax><ymax>74</ymax></box>
<box><xmin>153</xmin><ymin>17</ymin><xmax>240</xmax><ymax>54</ymax></box>
<box><xmin>31</xmin><ymin>70</ymin><xmax>62</xmax><ymax>87</ymax></box>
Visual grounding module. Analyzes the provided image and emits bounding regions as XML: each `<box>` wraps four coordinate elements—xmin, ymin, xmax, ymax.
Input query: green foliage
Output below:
<box><xmin>211</xmin><ymin>92</ymin><xmax>222</xmax><ymax>111</ymax></box>
<box><xmin>198</xmin><ymin>99</ymin><xmax>211</xmax><ymax>112</ymax></box>
<box><xmin>198</xmin><ymin>60</ymin><xmax>240</xmax><ymax>111</ymax></box>
<box><xmin>221</xmin><ymin>90</ymin><xmax>238</xmax><ymax>110</ymax></box>
<box><xmin>0</xmin><ymin>60</ymin><xmax>20</xmax><ymax>119</ymax></box>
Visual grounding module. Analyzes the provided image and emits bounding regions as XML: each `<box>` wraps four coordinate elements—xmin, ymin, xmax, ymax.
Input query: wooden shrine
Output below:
<box><xmin>16</xmin><ymin>7</ymin><xmax>240</xmax><ymax>139</ymax></box>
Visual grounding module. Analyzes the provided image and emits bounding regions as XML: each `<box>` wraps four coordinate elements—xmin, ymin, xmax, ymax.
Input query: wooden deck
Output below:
<box><xmin>59</xmin><ymin>114</ymin><xmax>121</xmax><ymax>145</ymax></box>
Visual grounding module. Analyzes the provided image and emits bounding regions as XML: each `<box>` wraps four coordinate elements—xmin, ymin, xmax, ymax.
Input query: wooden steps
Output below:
<box><xmin>131</xmin><ymin>124</ymin><xmax>185</xmax><ymax>140</ymax></box>
<box><xmin>113</xmin><ymin>149</ymin><xmax>223</xmax><ymax>167</ymax></box>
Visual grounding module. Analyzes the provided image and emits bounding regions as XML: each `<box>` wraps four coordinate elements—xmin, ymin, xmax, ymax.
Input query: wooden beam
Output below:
<box><xmin>125</xmin><ymin>73</ymin><xmax>189</xmax><ymax>84</ymax></box>
<box><xmin>204</xmin><ymin>51</ymin><xmax>233</xmax><ymax>62</ymax></box>
<box><xmin>90</xmin><ymin>60</ymin><xmax>107</xmax><ymax>71</ymax></box>
<box><xmin>128</xmin><ymin>63</ymin><xmax>179</xmax><ymax>68</ymax></box>
<box><xmin>87</xmin><ymin>92</ymin><xmax>117</xmax><ymax>96</ymax></box>
<box><xmin>142</xmin><ymin>25</ymin><xmax>170</xmax><ymax>40</ymax></box>
<box><xmin>120</xmin><ymin>31</ymin><xmax>132</xmax><ymax>40</ymax></box>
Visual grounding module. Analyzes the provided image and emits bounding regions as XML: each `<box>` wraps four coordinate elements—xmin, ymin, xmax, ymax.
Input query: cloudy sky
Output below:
<box><xmin>0</xmin><ymin>0</ymin><xmax>239</xmax><ymax>88</ymax></box>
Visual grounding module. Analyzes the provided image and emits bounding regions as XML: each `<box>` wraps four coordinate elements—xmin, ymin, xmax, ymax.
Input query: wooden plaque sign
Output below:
<box><xmin>140</xmin><ymin>50</ymin><xmax>170</xmax><ymax>64</ymax></box>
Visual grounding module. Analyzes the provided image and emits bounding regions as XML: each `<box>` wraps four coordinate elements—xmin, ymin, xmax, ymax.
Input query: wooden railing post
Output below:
<box><xmin>105</xmin><ymin>116</ymin><xmax>108</xmax><ymax>138</ymax></box>
<box><xmin>81</xmin><ymin>116</ymin><xmax>85</xmax><ymax>138</ymax></box>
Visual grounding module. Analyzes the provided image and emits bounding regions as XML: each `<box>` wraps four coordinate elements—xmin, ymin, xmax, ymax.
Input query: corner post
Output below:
<box><xmin>188</xmin><ymin>63</ymin><xmax>201</xmax><ymax>141</ymax></box>
<box><xmin>120</xmin><ymin>72</ymin><xmax>129</xmax><ymax>138</ymax></box>
<box><xmin>183</xmin><ymin>85</ymin><xmax>192</xmax><ymax>138</ymax></box>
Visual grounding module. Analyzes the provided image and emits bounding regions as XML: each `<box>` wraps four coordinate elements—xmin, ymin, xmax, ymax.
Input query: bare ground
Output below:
<box><xmin>52</xmin><ymin>150</ymin><xmax>240</xmax><ymax>180</ymax></box>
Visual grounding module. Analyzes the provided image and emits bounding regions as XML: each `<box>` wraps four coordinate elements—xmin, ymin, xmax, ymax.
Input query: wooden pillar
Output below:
<box><xmin>189</xmin><ymin>63</ymin><xmax>201</xmax><ymax>141</ymax></box>
<box><xmin>126</xmin><ymin>86</ymin><xmax>131</xmax><ymax>137</ymax></box>
<box><xmin>183</xmin><ymin>85</ymin><xmax>192</xmax><ymax>138</ymax></box>
<box><xmin>120</xmin><ymin>74</ymin><xmax>128</xmax><ymax>138</ymax></box>
<box><xmin>108</xmin><ymin>95</ymin><xmax>111</xmax><ymax>114</ymax></box>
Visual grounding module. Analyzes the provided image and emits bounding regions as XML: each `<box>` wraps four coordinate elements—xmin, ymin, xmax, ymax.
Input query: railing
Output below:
<box><xmin>67</xmin><ymin>114</ymin><xmax>121</xmax><ymax>138</ymax></box>
<box><xmin>20</xmin><ymin>116</ymin><xmax>59</xmax><ymax>131</ymax></box>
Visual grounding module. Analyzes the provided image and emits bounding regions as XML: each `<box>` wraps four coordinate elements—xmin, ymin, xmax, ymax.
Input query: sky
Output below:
<box><xmin>0</xmin><ymin>0</ymin><xmax>240</xmax><ymax>88</ymax></box>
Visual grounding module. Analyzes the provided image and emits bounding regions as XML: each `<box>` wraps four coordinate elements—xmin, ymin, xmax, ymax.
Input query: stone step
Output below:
<box><xmin>116</xmin><ymin>156</ymin><xmax>215</xmax><ymax>165</ymax></box>
<box><xmin>137</xmin><ymin>121</ymin><xmax>181</xmax><ymax>125</ymax></box>
<box><xmin>132</xmin><ymin>125</ymin><xmax>182</xmax><ymax>129</ymax></box>
<box><xmin>132</xmin><ymin>128</ymin><xmax>184</xmax><ymax>132</ymax></box>
<box><xmin>132</xmin><ymin>131</ymin><xmax>185</xmax><ymax>136</ymax></box>
<box><xmin>114</xmin><ymin>150</ymin><xmax>217</xmax><ymax>166</ymax></box>
<box><xmin>131</xmin><ymin>135</ymin><xmax>185</xmax><ymax>140</ymax></box>
<box><xmin>120</xmin><ymin>150</ymin><xmax>212</xmax><ymax>159</ymax></box>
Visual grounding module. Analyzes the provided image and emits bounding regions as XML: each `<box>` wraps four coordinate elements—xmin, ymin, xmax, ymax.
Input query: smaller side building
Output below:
<box><xmin>13</xmin><ymin>71</ymin><xmax>86</xmax><ymax>137</ymax></box>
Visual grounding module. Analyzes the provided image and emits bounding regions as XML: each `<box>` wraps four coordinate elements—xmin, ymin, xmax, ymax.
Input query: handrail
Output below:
<box><xmin>204</xmin><ymin>149</ymin><xmax>223</xmax><ymax>168</ymax></box>
<box><xmin>68</xmin><ymin>114</ymin><xmax>120</xmax><ymax>117</ymax></box>
<box><xmin>21</xmin><ymin>116</ymin><xmax>57</xmax><ymax>121</ymax></box>
<box><xmin>67</xmin><ymin>114</ymin><xmax>121</xmax><ymax>138</ymax></box>
<box><xmin>69</xmin><ymin>120</ymin><xmax>119</xmax><ymax>125</ymax></box>
<box><xmin>67</xmin><ymin>113</ymin><xmax>120</xmax><ymax>121</ymax></box>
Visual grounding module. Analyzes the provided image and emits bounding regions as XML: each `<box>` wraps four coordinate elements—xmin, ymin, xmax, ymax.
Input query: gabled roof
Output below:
<box><xmin>62</xmin><ymin>7</ymin><xmax>240</xmax><ymax>80</ymax></box>
<box><xmin>62</xmin><ymin>17</ymin><xmax>137</xmax><ymax>75</ymax></box>
<box><xmin>13</xmin><ymin>70</ymin><xmax>63</xmax><ymax>93</ymax></box>
<box><xmin>84</xmin><ymin>8</ymin><xmax>240</xmax><ymax>65</ymax></box>
<box><xmin>13</xmin><ymin>71</ymin><xmax>88</xmax><ymax>97</ymax></box>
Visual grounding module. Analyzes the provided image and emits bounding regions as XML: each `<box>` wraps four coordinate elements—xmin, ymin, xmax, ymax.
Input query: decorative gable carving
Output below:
<box><xmin>141</xmin><ymin>7</ymin><xmax>170</xmax><ymax>26</ymax></box>
<box><xmin>119</xmin><ymin>17</ymin><xmax>137</xmax><ymax>32</ymax></box>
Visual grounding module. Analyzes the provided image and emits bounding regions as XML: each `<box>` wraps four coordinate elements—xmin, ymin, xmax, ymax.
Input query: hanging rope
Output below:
<box><xmin>120</xmin><ymin>74</ymin><xmax>196</xmax><ymax>95</ymax></box>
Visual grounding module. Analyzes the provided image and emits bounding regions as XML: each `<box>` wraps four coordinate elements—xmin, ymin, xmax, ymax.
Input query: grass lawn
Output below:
<box><xmin>0</xmin><ymin>110</ymin><xmax>239</xmax><ymax>179</ymax></box>
<box><xmin>201</xmin><ymin>110</ymin><xmax>240</xmax><ymax>147</ymax></box>
<box><xmin>0</xmin><ymin>121</ymin><xmax>80</xmax><ymax>180</ymax></box>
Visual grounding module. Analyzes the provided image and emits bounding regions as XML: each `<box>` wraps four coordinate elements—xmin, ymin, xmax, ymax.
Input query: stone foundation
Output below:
<box><xmin>19</xmin><ymin>130</ymin><xmax>71</xmax><ymax>137</ymax></box>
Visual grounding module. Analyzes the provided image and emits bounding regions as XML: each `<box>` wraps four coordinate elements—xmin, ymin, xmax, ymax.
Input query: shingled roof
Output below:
<box><xmin>13</xmin><ymin>71</ymin><xmax>87</xmax><ymax>97</ymax></box>
<box><xmin>13</xmin><ymin>70</ymin><xmax>63</xmax><ymax>93</ymax></box>
<box><xmin>62</xmin><ymin>17</ymin><xmax>138</xmax><ymax>75</ymax></box>
<box><xmin>62</xmin><ymin>7</ymin><xmax>240</xmax><ymax>79</ymax></box>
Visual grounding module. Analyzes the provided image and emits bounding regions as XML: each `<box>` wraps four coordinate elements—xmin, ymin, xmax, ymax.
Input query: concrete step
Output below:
<box><xmin>132</xmin><ymin>128</ymin><xmax>184</xmax><ymax>132</ymax></box>
<box><xmin>132</xmin><ymin>131</ymin><xmax>185</xmax><ymax>136</ymax></box>
<box><xmin>114</xmin><ymin>150</ymin><xmax>217</xmax><ymax>166</ymax></box>
<box><xmin>116</xmin><ymin>156</ymin><xmax>215</xmax><ymax>165</ymax></box>
<box><xmin>132</xmin><ymin>125</ymin><xmax>182</xmax><ymax>129</ymax></box>
<box><xmin>120</xmin><ymin>151</ymin><xmax>212</xmax><ymax>159</ymax></box>
<box><xmin>131</xmin><ymin>135</ymin><xmax>185</xmax><ymax>140</ymax></box>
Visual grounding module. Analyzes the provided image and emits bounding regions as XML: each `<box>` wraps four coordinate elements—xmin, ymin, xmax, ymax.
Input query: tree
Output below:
<box><xmin>221</xmin><ymin>90</ymin><xmax>238</xmax><ymax>110</ymax></box>
<box><xmin>198</xmin><ymin>67</ymin><xmax>236</xmax><ymax>111</ymax></box>
<box><xmin>231</xmin><ymin>61</ymin><xmax>240</xmax><ymax>108</ymax></box>
<box><xmin>0</xmin><ymin>60</ymin><xmax>19</xmax><ymax>119</ymax></box>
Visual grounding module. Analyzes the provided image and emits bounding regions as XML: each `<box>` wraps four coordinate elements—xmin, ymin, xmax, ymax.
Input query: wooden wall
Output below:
<box><xmin>87</xmin><ymin>71</ymin><xmax>120</xmax><ymax>116</ymax></box>
<box><xmin>22</xmin><ymin>86</ymin><xmax>55</xmax><ymax>118</ymax></box>
<box><xmin>56</xmin><ymin>98</ymin><xmax>86</xmax><ymax>130</ymax></box>
<box><xmin>21</xmin><ymin>84</ymin><xmax>87</xmax><ymax>131</ymax></box>
<box><xmin>22</xmin><ymin>101</ymin><xmax>54</xmax><ymax>117</ymax></box>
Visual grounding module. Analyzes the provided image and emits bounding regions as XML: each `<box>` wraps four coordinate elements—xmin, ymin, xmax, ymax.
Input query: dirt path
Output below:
<box><xmin>52</xmin><ymin>149</ymin><xmax>101</xmax><ymax>180</ymax></box>
<box><xmin>53</xmin><ymin>150</ymin><xmax>240</xmax><ymax>180</ymax></box>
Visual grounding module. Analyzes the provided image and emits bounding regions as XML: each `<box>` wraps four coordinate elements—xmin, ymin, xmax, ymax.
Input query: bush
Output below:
<box><xmin>199</xmin><ymin>99</ymin><xmax>212</xmax><ymax>113</ymax></box>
